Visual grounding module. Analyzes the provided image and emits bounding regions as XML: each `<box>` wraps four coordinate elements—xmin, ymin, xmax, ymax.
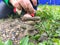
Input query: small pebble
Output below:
<box><xmin>2</xmin><ymin>34</ymin><xmax>6</xmax><ymax>37</ymax></box>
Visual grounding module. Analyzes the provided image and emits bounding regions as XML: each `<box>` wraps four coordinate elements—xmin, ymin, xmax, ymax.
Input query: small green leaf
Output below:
<box><xmin>4</xmin><ymin>39</ymin><xmax>13</xmax><ymax>45</ymax></box>
<box><xmin>33</xmin><ymin>34</ymin><xmax>40</xmax><ymax>40</ymax></box>
<box><xmin>28</xmin><ymin>42</ymin><xmax>34</xmax><ymax>45</ymax></box>
<box><xmin>20</xmin><ymin>36</ymin><xmax>29</xmax><ymax>45</ymax></box>
<box><xmin>0</xmin><ymin>39</ymin><xmax>4</xmax><ymax>45</ymax></box>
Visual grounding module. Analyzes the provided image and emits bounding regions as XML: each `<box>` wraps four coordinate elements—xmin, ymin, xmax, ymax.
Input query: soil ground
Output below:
<box><xmin>0</xmin><ymin>17</ymin><xmax>40</xmax><ymax>45</ymax></box>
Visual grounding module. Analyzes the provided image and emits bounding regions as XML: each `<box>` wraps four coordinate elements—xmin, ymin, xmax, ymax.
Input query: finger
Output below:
<box><xmin>31</xmin><ymin>0</ymin><xmax>37</xmax><ymax>6</ymax></box>
<box><xmin>13</xmin><ymin>2</ymin><xmax>21</xmax><ymax>10</ymax></box>
<box><xmin>25</xmin><ymin>0</ymin><xmax>36</xmax><ymax>13</ymax></box>
<box><xmin>17</xmin><ymin>4</ymin><xmax>22</xmax><ymax>10</ymax></box>
<box><xmin>18</xmin><ymin>0</ymin><xmax>28</xmax><ymax>11</ymax></box>
<box><xmin>19</xmin><ymin>0</ymin><xmax>35</xmax><ymax>14</ymax></box>
<box><xmin>10</xmin><ymin>0</ymin><xmax>19</xmax><ymax>7</ymax></box>
<box><xmin>10</xmin><ymin>0</ymin><xmax>21</xmax><ymax>10</ymax></box>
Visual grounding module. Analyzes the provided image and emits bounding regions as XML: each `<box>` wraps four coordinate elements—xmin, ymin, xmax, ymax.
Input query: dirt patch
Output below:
<box><xmin>0</xmin><ymin>17</ymin><xmax>40</xmax><ymax>45</ymax></box>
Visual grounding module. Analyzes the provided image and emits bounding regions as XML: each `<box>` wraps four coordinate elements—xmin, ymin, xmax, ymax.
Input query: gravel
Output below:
<box><xmin>0</xmin><ymin>18</ymin><xmax>40</xmax><ymax>45</ymax></box>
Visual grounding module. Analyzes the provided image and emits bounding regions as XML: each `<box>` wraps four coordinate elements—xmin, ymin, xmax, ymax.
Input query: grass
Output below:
<box><xmin>0</xmin><ymin>5</ymin><xmax>60</xmax><ymax>45</ymax></box>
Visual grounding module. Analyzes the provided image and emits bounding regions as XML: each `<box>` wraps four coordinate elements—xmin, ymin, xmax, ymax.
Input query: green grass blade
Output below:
<box><xmin>20</xmin><ymin>36</ymin><xmax>29</xmax><ymax>45</ymax></box>
<box><xmin>4</xmin><ymin>39</ymin><xmax>13</xmax><ymax>45</ymax></box>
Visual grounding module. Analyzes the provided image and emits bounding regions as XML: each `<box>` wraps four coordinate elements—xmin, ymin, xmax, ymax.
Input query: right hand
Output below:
<box><xmin>10</xmin><ymin>0</ymin><xmax>37</xmax><ymax>14</ymax></box>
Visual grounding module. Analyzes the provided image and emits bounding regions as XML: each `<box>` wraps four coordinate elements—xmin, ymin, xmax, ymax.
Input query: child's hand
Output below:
<box><xmin>10</xmin><ymin>0</ymin><xmax>37</xmax><ymax>14</ymax></box>
<box><xmin>10</xmin><ymin>0</ymin><xmax>22</xmax><ymax>10</ymax></box>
